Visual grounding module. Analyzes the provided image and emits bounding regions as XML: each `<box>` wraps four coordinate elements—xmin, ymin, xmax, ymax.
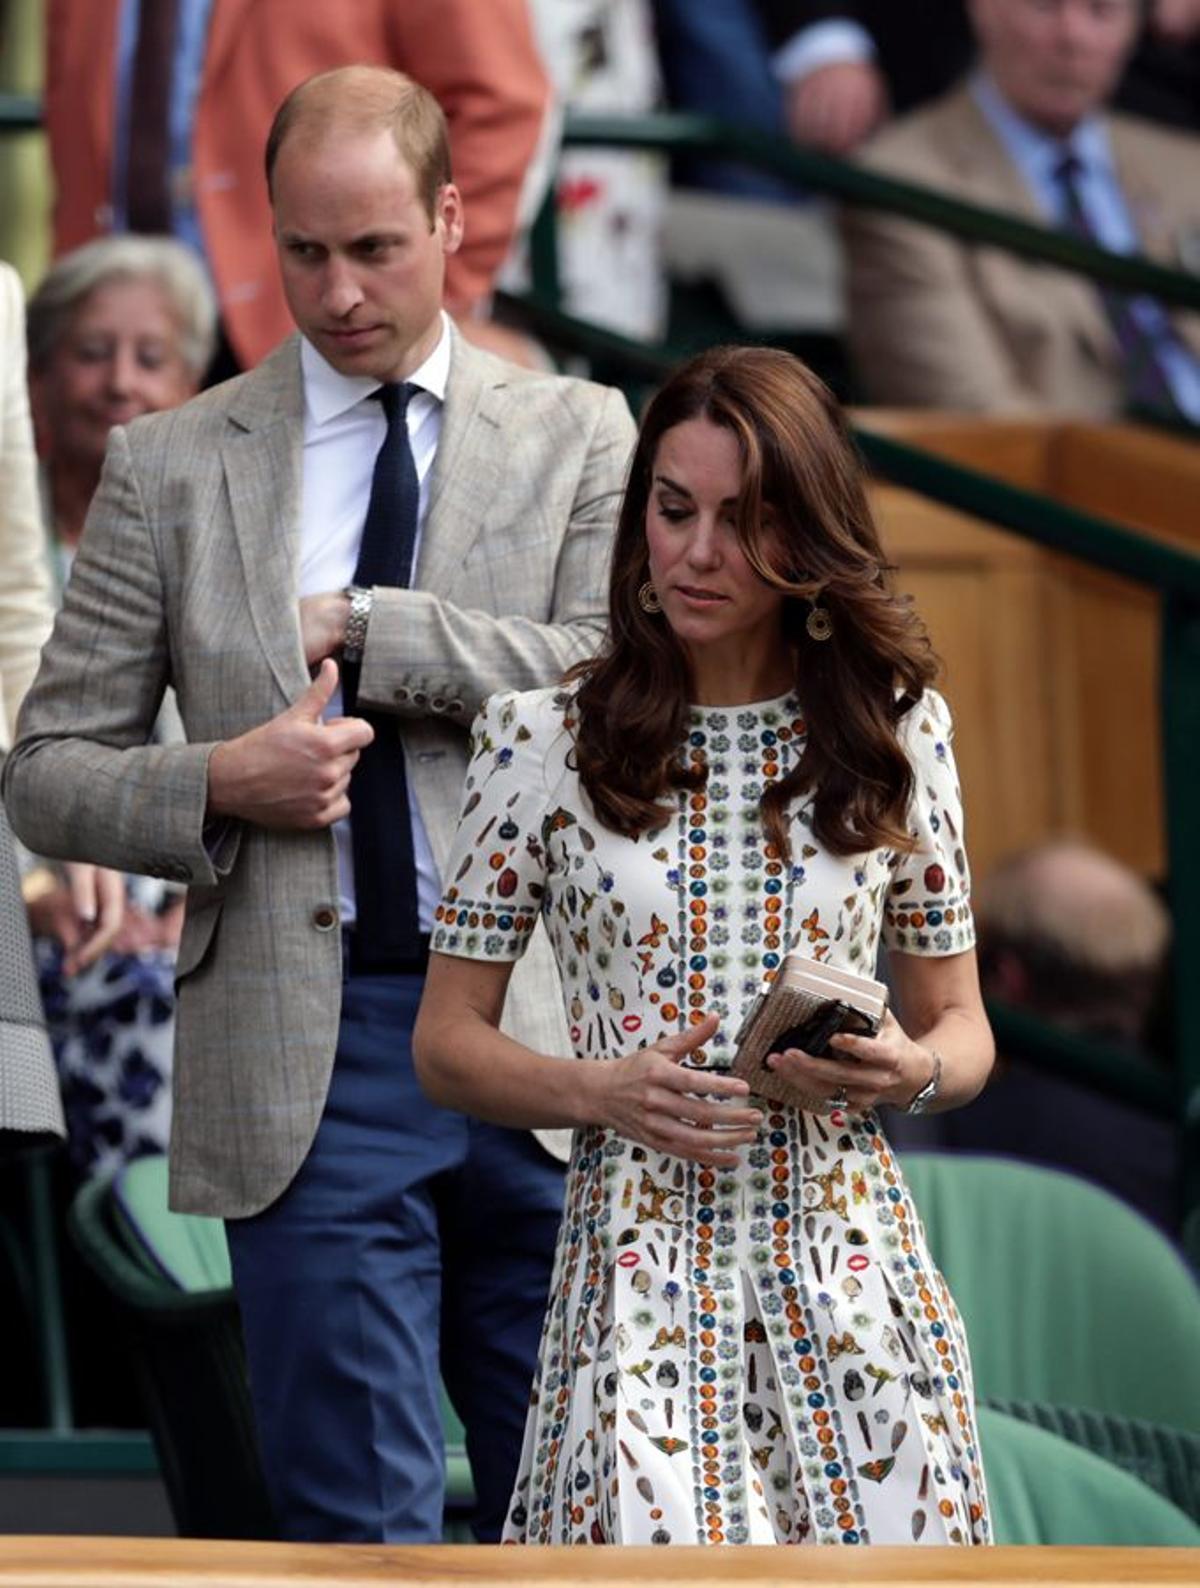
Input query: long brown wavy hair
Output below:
<box><xmin>569</xmin><ymin>345</ymin><xmax>938</xmax><ymax>859</ymax></box>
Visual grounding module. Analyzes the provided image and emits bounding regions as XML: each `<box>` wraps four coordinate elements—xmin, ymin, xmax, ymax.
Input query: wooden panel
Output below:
<box><xmin>857</xmin><ymin>414</ymin><xmax>1195</xmax><ymax>881</ymax></box>
<box><xmin>871</xmin><ymin>486</ymin><xmax>1061</xmax><ymax>880</ymax></box>
<box><xmin>853</xmin><ymin>410</ymin><xmax>1053</xmax><ymax>491</ymax></box>
<box><xmin>1049</xmin><ymin>425</ymin><xmax>1200</xmax><ymax>552</ymax></box>
<box><xmin>1</xmin><ymin>1538</ymin><xmax>1197</xmax><ymax>1587</ymax></box>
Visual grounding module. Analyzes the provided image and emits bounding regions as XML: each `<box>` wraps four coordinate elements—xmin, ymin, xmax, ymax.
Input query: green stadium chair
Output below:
<box><xmin>977</xmin><ymin>1404</ymin><xmax>1200</xmax><ymax>1545</ymax></box>
<box><xmin>986</xmin><ymin>1397</ymin><xmax>1200</xmax><ymax>1525</ymax></box>
<box><xmin>900</xmin><ymin>1153</ymin><xmax>1200</xmax><ymax>1433</ymax></box>
<box><xmin>70</xmin><ymin>1154</ymin><xmax>476</xmax><ymax>1538</ymax></box>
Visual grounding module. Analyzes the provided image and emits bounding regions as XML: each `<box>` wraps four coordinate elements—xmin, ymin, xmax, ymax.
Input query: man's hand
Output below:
<box><xmin>206</xmin><ymin>659</ymin><xmax>374</xmax><ymax>829</ymax></box>
<box><xmin>299</xmin><ymin>591</ymin><xmax>352</xmax><ymax>669</ymax></box>
<box><xmin>27</xmin><ymin>862</ymin><xmax>127</xmax><ymax>975</ymax></box>
<box><xmin>784</xmin><ymin>60</ymin><xmax>890</xmax><ymax>156</ymax></box>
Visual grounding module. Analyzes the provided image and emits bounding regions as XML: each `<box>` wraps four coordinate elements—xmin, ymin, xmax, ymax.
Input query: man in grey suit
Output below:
<box><xmin>5</xmin><ymin>66</ymin><xmax>635</xmax><ymax>1543</ymax></box>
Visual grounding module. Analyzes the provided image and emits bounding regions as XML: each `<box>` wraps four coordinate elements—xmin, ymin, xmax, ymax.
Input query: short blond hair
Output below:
<box><xmin>265</xmin><ymin>66</ymin><xmax>452</xmax><ymax>223</ymax></box>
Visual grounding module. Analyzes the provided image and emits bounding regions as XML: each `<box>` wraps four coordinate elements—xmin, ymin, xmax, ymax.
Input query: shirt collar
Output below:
<box><xmin>301</xmin><ymin>310</ymin><xmax>451</xmax><ymax>426</ymax></box>
<box><xmin>970</xmin><ymin>70</ymin><xmax>1115</xmax><ymax>190</ymax></box>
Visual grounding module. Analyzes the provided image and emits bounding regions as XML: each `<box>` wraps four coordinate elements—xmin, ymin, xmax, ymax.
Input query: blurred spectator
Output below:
<box><xmin>513</xmin><ymin>0</ymin><xmax>667</xmax><ymax>341</ymax></box>
<box><xmin>898</xmin><ymin>840</ymin><xmax>1181</xmax><ymax>1239</ymax></box>
<box><xmin>653</xmin><ymin>0</ymin><xmax>800</xmax><ymax>203</ymax></box>
<box><xmin>0</xmin><ymin>258</ymin><xmax>62</xmax><ymax>1149</ymax></box>
<box><xmin>44</xmin><ymin>0</ymin><xmax>549</xmax><ymax>374</ymax></box>
<box><xmin>841</xmin><ymin>0</ymin><xmax>1200</xmax><ymax>417</ymax></box>
<box><xmin>24</xmin><ymin>236</ymin><xmax>215</xmax><ymax>1176</ymax></box>
<box><xmin>756</xmin><ymin>0</ymin><xmax>1200</xmax><ymax>156</ymax></box>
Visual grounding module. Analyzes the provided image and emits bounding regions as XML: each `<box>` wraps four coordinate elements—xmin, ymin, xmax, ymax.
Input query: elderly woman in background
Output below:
<box><xmin>22</xmin><ymin>237</ymin><xmax>216</xmax><ymax>1176</ymax></box>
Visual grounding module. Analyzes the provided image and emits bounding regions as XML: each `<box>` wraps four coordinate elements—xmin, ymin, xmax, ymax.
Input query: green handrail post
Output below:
<box><xmin>1162</xmin><ymin>596</ymin><xmax>1200</xmax><ymax>1260</ymax></box>
<box><xmin>528</xmin><ymin>188</ymin><xmax>561</xmax><ymax>313</ymax></box>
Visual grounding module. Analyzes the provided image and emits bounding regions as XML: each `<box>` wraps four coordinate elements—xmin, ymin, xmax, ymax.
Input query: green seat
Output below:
<box><xmin>900</xmin><ymin>1153</ymin><xmax>1200</xmax><ymax>1432</ymax></box>
<box><xmin>977</xmin><ymin>1404</ymin><xmax>1200</xmax><ymax>1545</ymax></box>
<box><xmin>68</xmin><ymin>1167</ymin><xmax>275</xmax><ymax>1539</ymax></box>
<box><xmin>987</xmin><ymin>1397</ymin><xmax>1200</xmax><ymax>1525</ymax></box>
<box><xmin>72</xmin><ymin>1154</ymin><xmax>476</xmax><ymax>1536</ymax></box>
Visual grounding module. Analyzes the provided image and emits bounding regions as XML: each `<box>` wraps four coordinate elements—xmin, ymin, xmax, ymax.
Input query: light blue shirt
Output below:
<box><xmin>112</xmin><ymin>0</ymin><xmax>214</xmax><ymax>261</ymax></box>
<box><xmin>971</xmin><ymin>72</ymin><xmax>1200</xmax><ymax>422</ymax></box>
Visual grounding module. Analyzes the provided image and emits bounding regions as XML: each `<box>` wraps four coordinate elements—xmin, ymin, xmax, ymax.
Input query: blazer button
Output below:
<box><xmin>431</xmin><ymin>697</ymin><xmax>446</xmax><ymax>713</ymax></box>
<box><xmin>312</xmin><ymin>906</ymin><xmax>339</xmax><ymax>932</ymax></box>
<box><xmin>394</xmin><ymin>686</ymin><xmax>410</xmax><ymax>704</ymax></box>
<box><xmin>447</xmin><ymin>700</ymin><xmax>465</xmax><ymax>715</ymax></box>
<box><xmin>412</xmin><ymin>690</ymin><xmax>428</xmax><ymax>707</ymax></box>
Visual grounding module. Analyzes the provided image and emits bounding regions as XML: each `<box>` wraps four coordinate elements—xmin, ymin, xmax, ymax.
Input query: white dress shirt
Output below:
<box><xmin>298</xmin><ymin>312</ymin><xmax>451</xmax><ymax>930</ymax></box>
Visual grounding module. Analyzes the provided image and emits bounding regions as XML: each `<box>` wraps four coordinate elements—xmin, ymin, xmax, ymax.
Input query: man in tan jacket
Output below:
<box><xmin>842</xmin><ymin>0</ymin><xmax>1200</xmax><ymax>417</ymax></box>
<box><xmin>6</xmin><ymin>69</ymin><xmax>635</xmax><ymax>1543</ymax></box>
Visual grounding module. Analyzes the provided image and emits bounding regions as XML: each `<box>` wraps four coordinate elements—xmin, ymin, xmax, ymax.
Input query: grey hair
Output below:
<box><xmin>26</xmin><ymin>236</ymin><xmax>218</xmax><ymax>379</ymax></box>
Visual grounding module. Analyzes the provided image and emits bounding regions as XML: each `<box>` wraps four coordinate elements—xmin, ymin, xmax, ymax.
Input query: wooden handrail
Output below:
<box><xmin>2</xmin><ymin>1541</ymin><xmax>1198</xmax><ymax>1587</ymax></box>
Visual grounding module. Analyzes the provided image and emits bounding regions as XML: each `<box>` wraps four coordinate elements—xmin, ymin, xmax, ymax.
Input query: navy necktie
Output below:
<box><xmin>1054</xmin><ymin>154</ymin><xmax>1182</xmax><ymax>423</ymax></box>
<box><xmin>344</xmin><ymin>383</ymin><xmax>423</xmax><ymax>965</ymax></box>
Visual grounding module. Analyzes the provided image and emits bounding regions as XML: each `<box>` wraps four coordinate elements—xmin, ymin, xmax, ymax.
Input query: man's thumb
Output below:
<box><xmin>293</xmin><ymin>657</ymin><xmax>339</xmax><ymax>720</ymax></box>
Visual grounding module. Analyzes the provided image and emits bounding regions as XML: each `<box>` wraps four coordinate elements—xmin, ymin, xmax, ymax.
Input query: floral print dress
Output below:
<box><xmin>432</xmin><ymin>684</ymin><xmax>990</xmax><ymax>1547</ymax></box>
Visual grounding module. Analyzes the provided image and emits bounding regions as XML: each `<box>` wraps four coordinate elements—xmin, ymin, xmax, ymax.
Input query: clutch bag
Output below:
<box><xmin>731</xmin><ymin>954</ymin><xmax>888</xmax><ymax>1109</ymax></box>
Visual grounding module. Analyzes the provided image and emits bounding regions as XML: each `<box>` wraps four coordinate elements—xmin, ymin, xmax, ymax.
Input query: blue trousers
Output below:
<box><xmin>226</xmin><ymin>972</ymin><xmax>564</xmax><ymax>1542</ymax></box>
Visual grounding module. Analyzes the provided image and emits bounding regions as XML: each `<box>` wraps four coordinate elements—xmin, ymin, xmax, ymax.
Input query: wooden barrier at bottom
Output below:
<box><xmin>1</xmin><ymin>1542</ymin><xmax>1197</xmax><ymax>1588</ymax></box>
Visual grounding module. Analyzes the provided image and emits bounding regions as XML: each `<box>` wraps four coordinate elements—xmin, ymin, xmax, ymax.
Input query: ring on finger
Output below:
<box><xmin>830</xmin><ymin>1085</ymin><xmax>850</xmax><ymax>1111</ymax></box>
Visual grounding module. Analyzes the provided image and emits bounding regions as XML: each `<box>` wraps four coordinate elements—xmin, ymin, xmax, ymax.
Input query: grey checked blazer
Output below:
<box><xmin>4</xmin><ymin>329</ymin><xmax>635</xmax><ymax>1215</ymax></box>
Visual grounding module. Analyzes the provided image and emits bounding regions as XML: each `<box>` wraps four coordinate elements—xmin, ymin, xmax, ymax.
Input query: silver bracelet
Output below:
<box><xmin>342</xmin><ymin>585</ymin><xmax>374</xmax><ymax>663</ymax></box>
<box><xmin>903</xmin><ymin>1048</ymin><xmax>943</xmax><ymax>1115</ymax></box>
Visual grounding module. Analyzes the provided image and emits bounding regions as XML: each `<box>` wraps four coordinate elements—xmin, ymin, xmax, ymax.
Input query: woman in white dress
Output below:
<box><xmin>414</xmin><ymin>345</ymin><xmax>994</xmax><ymax>1547</ymax></box>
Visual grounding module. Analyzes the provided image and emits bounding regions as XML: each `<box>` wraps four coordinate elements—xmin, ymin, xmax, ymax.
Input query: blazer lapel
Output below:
<box><xmin>416</xmin><ymin>333</ymin><xmax>512</xmax><ymax>595</ymax></box>
<box><xmin>221</xmin><ymin>339</ymin><xmax>309</xmax><ymax>702</ymax></box>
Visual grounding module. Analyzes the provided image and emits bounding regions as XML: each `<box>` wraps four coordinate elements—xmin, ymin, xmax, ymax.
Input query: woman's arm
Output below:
<box><xmin>414</xmin><ymin>952</ymin><xmax>765</xmax><ymax>1167</ymax></box>
<box><xmin>766</xmin><ymin>947</ymin><xmax>994</xmax><ymax>1114</ymax></box>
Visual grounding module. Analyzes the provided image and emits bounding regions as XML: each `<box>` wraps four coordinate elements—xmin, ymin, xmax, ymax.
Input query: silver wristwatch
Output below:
<box><xmin>903</xmin><ymin>1049</ymin><xmax>943</xmax><ymax>1115</ymax></box>
<box><xmin>342</xmin><ymin>585</ymin><xmax>374</xmax><ymax>663</ymax></box>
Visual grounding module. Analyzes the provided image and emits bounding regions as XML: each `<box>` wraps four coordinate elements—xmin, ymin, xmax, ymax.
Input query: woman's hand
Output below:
<box><xmin>586</xmin><ymin>1013</ymin><xmax>764</xmax><ymax>1166</ymax></box>
<box><xmin>766</xmin><ymin>1009</ymin><xmax>935</xmax><ymax>1114</ymax></box>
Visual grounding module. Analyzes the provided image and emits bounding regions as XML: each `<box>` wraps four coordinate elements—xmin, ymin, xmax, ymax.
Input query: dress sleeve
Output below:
<box><xmin>430</xmin><ymin>689</ymin><xmax>556</xmax><ymax>963</ymax></box>
<box><xmin>881</xmin><ymin>689</ymin><xmax>976</xmax><ymax>957</ymax></box>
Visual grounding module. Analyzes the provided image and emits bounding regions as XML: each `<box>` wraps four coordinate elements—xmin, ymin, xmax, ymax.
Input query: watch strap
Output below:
<box><xmin>343</xmin><ymin>584</ymin><xmax>374</xmax><ymax>663</ymax></box>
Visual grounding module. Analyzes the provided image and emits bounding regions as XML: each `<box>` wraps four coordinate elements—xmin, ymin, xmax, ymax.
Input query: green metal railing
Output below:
<box><xmin>560</xmin><ymin>110</ymin><xmax>1200</xmax><ymax>311</ymax></box>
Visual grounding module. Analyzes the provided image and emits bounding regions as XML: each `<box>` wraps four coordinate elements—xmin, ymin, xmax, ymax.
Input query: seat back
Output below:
<box><xmin>68</xmin><ymin>1166</ymin><xmax>276</xmax><ymax>1540</ymax></box>
<box><xmin>987</xmin><ymin>1397</ymin><xmax>1200</xmax><ymax>1525</ymax></box>
<box><xmin>901</xmin><ymin>1153</ymin><xmax>1200</xmax><ymax>1432</ymax></box>
<box><xmin>978</xmin><ymin>1405</ymin><xmax>1200</xmax><ymax>1545</ymax></box>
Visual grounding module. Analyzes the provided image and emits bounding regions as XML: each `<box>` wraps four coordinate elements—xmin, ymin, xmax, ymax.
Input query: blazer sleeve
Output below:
<box><xmin>3</xmin><ymin>425</ymin><xmax>224</xmax><ymax>883</ymax></box>
<box><xmin>0</xmin><ymin>264</ymin><xmax>54</xmax><ymax>754</ymax></box>
<box><xmin>356</xmin><ymin>381</ymin><xmax>636</xmax><ymax>718</ymax></box>
<box><xmin>393</xmin><ymin>0</ymin><xmax>552</xmax><ymax>313</ymax></box>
